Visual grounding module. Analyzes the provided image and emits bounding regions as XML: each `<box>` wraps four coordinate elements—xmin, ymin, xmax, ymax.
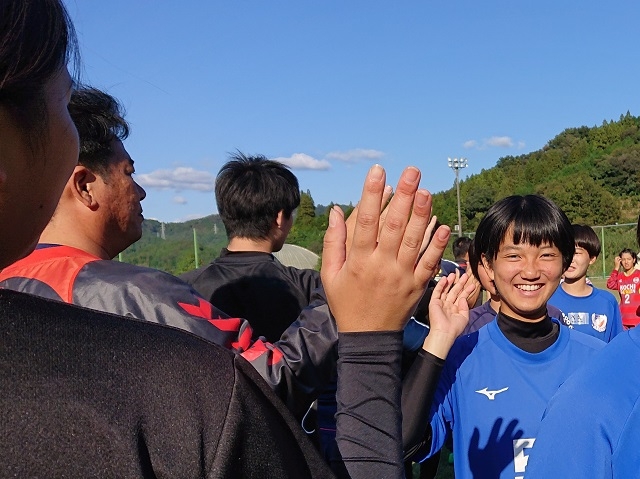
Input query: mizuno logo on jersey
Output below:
<box><xmin>475</xmin><ymin>387</ymin><xmax>508</xmax><ymax>400</ymax></box>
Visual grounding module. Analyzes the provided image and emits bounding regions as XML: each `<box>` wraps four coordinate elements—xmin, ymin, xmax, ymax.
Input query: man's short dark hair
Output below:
<box><xmin>452</xmin><ymin>237</ymin><xmax>472</xmax><ymax>260</ymax></box>
<box><xmin>474</xmin><ymin>195</ymin><xmax>574</xmax><ymax>271</ymax></box>
<box><xmin>67</xmin><ymin>87</ymin><xmax>129</xmax><ymax>176</ymax></box>
<box><xmin>573</xmin><ymin>224</ymin><xmax>601</xmax><ymax>259</ymax></box>
<box><xmin>215</xmin><ymin>152</ymin><xmax>300</xmax><ymax>239</ymax></box>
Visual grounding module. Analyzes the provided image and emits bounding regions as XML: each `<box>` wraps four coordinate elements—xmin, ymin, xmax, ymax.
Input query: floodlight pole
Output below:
<box><xmin>448</xmin><ymin>157</ymin><xmax>468</xmax><ymax>237</ymax></box>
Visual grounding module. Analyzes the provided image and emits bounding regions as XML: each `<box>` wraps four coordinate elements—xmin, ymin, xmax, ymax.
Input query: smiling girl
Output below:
<box><xmin>403</xmin><ymin>194</ymin><xmax>605</xmax><ymax>479</ymax></box>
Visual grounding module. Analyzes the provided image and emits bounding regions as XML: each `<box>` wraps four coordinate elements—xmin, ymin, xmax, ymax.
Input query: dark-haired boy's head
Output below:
<box><xmin>453</xmin><ymin>237</ymin><xmax>472</xmax><ymax>262</ymax></box>
<box><xmin>215</xmin><ymin>153</ymin><xmax>300</xmax><ymax>243</ymax></box>
<box><xmin>573</xmin><ymin>224</ymin><xmax>601</xmax><ymax>259</ymax></box>
<box><xmin>474</xmin><ymin>195</ymin><xmax>574</xmax><ymax>271</ymax></box>
<box><xmin>68</xmin><ymin>87</ymin><xmax>129</xmax><ymax>177</ymax></box>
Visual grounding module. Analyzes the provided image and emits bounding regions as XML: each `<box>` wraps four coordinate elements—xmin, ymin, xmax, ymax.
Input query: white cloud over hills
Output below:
<box><xmin>273</xmin><ymin>148</ymin><xmax>384</xmax><ymax>170</ymax></box>
<box><xmin>325</xmin><ymin>148</ymin><xmax>384</xmax><ymax>163</ymax></box>
<box><xmin>463</xmin><ymin>136</ymin><xmax>525</xmax><ymax>150</ymax></box>
<box><xmin>272</xmin><ymin>153</ymin><xmax>331</xmax><ymax>170</ymax></box>
<box><xmin>137</xmin><ymin>167</ymin><xmax>216</xmax><ymax>192</ymax></box>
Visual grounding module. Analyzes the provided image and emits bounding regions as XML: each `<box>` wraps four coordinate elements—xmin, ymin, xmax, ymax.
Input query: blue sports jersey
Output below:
<box><xmin>549</xmin><ymin>284</ymin><xmax>623</xmax><ymax>342</ymax></box>
<box><xmin>526</xmin><ymin>327</ymin><xmax>640</xmax><ymax>478</ymax></box>
<box><xmin>416</xmin><ymin>318</ymin><xmax>605</xmax><ymax>479</ymax></box>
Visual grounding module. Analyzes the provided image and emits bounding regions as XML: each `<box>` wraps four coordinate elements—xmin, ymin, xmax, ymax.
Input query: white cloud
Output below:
<box><xmin>517</xmin><ymin>141</ymin><xmax>526</xmax><ymax>149</ymax></box>
<box><xmin>462</xmin><ymin>136</ymin><xmax>520</xmax><ymax>150</ymax></box>
<box><xmin>272</xmin><ymin>153</ymin><xmax>331</xmax><ymax>170</ymax></box>
<box><xmin>173</xmin><ymin>195</ymin><xmax>187</xmax><ymax>205</ymax></box>
<box><xmin>137</xmin><ymin>167</ymin><xmax>215</xmax><ymax>192</ymax></box>
<box><xmin>325</xmin><ymin>148</ymin><xmax>384</xmax><ymax>163</ymax></box>
<box><xmin>485</xmin><ymin>136</ymin><xmax>514</xmax><ymax>147</ymax></box>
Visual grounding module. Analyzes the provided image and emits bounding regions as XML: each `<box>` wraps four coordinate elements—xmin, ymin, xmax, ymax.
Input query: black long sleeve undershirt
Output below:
<box><xmin>401</xmin><ymin>312</ymin><xmax>560</xmax><ymax>458</ymax></box>
<box><xmin>335</xmin><ymin>331</ymin><xmax>405</xmax><ymax>479</ymax></box>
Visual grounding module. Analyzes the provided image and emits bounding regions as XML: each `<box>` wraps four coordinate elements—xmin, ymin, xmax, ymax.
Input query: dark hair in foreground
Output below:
<box><xmin>68</xmin><ymin>87</ymin><xmax>130</xmax><ymax>176</ymax></box>
<box><xmin>453</xmin><ymin>237</ymin><xmax>472</xmax><ymax>260</ymax></box>
<box><xmin>215</xmin><ymin>152</ymin><xmax>300</xmax><ymax>239</ymax></box>
<box><xmin>467</xmin><ymin>241</ymin><xmax>480</xmax><ymax>279</ymax></box>
<box><xmin>0</xmin><ymin>0</ymin><xmax>78</xmax><ymax>144</ymax></box>
<box><xmin>573</xmin><ymin>224</ymin><xmax>601</xmax><ymax>258</ymax></box>
<box><xmin>474</xmin><ymin>195</ymin><xmax>574</xmax><ymax>271</ymax></box>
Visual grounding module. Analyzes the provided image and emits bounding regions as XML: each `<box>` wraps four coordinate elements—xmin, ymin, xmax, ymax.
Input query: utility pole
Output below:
<box><xmin>448</xmin><ymin>157</ymin><xmax>468</xmax><ymax>237</ymax></box>
<box><xmin>193</xmin><ymin>227</ymin><xmax>199</xmax><ymax>269</ymax></box>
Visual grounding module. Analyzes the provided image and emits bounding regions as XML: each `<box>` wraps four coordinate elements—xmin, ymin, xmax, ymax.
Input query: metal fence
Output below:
<box><xmin>591</xmin><ymin>222</ymin><xmax>637</xmax><ymax>279</ymax></box>
<box><xmin>455</xmin><ymin>222</ymin><xmax>637</xmax><ymax>280</ymax></box>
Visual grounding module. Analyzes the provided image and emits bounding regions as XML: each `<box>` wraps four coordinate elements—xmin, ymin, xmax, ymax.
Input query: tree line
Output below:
<box><xmin>122</xmin><ymin>112</ymin><xmax>640</xmax><ymax>275</ymax></box>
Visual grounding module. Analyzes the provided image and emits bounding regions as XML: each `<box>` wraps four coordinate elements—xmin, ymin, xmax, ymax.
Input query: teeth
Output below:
<box><xmin>517</xmin><ymin>284</ymin><xmax>541</xmax><ymax>291</ymax></box>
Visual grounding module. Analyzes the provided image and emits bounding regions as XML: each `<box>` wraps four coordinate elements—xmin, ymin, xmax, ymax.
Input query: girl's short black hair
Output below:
<box><xmin>474</xmin><ymin>195</ymin><xmax>574</xmax><ymax>271</ymax></box>
<box><xmin>573</xmin><ymin>224</ymin><xmax>601</xmax><ymax>258</ymax></box>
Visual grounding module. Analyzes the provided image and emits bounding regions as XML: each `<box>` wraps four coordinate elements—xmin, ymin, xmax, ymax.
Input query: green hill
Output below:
<box><xmin>122</xmin><ymin>112</ymin><xmax>640</xmax><ymax>276</ymax></box>
<box><xmin>432</xmin><ymin>112</ymin><xmax>640</xmax><ymax>233</ymax></box>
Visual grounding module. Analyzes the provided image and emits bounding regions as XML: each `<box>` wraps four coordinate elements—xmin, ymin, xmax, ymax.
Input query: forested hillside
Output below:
<box><xmin>432</xmin><ymin>112</ymin><xmax>640</xmax><ymax>233</ymax></box>
<box><xmin>122</xmin><ymin>113</ymin><xmax>640</xmax><ymax>275</ymax></box>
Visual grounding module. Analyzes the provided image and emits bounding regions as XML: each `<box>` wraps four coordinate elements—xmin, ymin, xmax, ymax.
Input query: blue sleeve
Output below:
<box><xmin>526</xmin><ymin>385</ymin><xmax>612</xmax><ymax>478</ymax></box>
<box><xmin>403</xmin><ymin>318</ymin><xmax>429</xmax><ymax>351</ymax></box>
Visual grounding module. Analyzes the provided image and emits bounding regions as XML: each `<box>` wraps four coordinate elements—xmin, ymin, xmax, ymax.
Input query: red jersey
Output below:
<box><xmin>606</xmin><ymin>269</ymin><xmax>640</xmax><ymax>327</ymax></box>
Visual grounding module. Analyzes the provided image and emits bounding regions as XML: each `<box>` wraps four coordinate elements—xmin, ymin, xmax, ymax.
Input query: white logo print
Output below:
<box><xmin>475</xmin><ymin>387</ymin><xmax>509</xmax><ymax>400</ymax></box>
<box><xmin>592</xmin><ymin>313</ymin><xmax>608</xmax><ymax>333</ymax></box>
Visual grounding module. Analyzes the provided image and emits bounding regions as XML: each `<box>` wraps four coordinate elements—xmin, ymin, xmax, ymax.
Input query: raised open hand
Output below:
<box><xmin>423</xmin><ymin>272</ymin><xmax>477</xmax><ymax>358</ymax></box>
<box><xmin>344</xmin><ymin>184</ymin><xmax>393</xmax><ymax>258</ymax></box>
<box><xmin>321</xmin><ymin>165</ymin><xmax>450</xmax><ymax>332</ymax></box>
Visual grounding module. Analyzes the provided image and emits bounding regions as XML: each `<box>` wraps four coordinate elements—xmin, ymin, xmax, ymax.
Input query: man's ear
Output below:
<box><xmin>275</xmin><ymin>210</ymin><xmax>286</xmax><ymax>229</ymax></box>
<box><xmin>69</xmin><ymin>165</ymin><xmax>98</xmax><ymax>209</ymax></box>
<box><xmin>481</xmin><ymin>253</ymin><xmax>495</xmax><ymax>281</ymax></box>
<box><xmin>589</xmin><ymin>256</ymin><xmax>597</xmax><ymax>266</ymax></box>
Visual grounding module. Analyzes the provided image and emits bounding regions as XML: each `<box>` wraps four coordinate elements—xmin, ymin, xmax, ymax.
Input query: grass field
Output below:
<box><xmin>408</xmin><ymin>446</ymin><xmax>454</xmax><ymax>479</ymax></box>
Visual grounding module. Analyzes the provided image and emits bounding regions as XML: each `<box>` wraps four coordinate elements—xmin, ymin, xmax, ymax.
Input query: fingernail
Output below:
<box><xmin>437</xmin><ymin>226</ymin><xmax>450</xmax><ymax>240</ymax></box>
<box><xmin>369</xmin><ymin>164</ymin><xmax>384</xmax><ymax>182</ymax></box>
<box><xmin>404</xmin><ymin>167</ymin><xmax>419</xmax><ymax>184</ymax></box>
<box><xmin>384</xmin><ymin>185</ymin><xmax>393</xmax><ymax>195</ymax></box>
<box><xmin>328</xmin><ymin>207</ymin><xmax>338</xmax><ymax>227</ymax></box>
<box><xmin>415</xmin><ymin>190</ymin><xmax>428</xmax><ymax>207</ymax></box>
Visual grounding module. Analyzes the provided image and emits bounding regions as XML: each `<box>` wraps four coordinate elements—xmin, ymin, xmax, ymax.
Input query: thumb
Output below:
<box><xmin>321</xmin><ymin>206</ymin><xmax>347</xmax><ymax>285</ymax></box>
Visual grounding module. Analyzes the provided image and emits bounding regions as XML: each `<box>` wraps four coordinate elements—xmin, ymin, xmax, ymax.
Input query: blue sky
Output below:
<box><xmin>64</xmin><ymin>0</ymin><xmax>640</xmax><ymax>222</ymax></box>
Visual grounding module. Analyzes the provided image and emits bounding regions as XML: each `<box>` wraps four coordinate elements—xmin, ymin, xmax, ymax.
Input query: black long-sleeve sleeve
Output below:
<box><xmin>335</xmin><ymin>331</ymin><xmax>404</xmax><ymax>479</ymax></box>
<box><xmin>401</xmin><ymin>349</ymin><xmax>444</xmax><ymax>459</ymax></box>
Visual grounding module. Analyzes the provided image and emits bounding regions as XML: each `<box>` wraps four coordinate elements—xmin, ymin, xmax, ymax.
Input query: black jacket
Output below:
<box><xmin>0</xmin><ymin>288</ymin><xmax>334</xmax><ymax>478</ymax></box>
<box><xmin>182</xmin><ymin>249</ymin><xmax>321</xmax><ymax>342</ymax></box>
<box><xmin>0</xmin><ymin>245</ymin><xmax>335</xmax><ymax>419</ymax></box>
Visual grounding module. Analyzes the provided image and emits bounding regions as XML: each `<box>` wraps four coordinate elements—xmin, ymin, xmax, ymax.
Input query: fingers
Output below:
<box><xmin>349</xmin><ymin>164</ymin><xmax>387</xmax><ymax>257</ymax></box>
<box><xmin>376</xmin><ymin>166</ymin><xmax>422</xmax><ymax>258</ymax></box>
<box><xmin>432</xmin><ymin>273</ymin><xmax>470</xmax><ymax>306</ymax></box>
<box><xmin>321</xmin><ymin>206</ymin><xmax>347</xmax><ymax>285</ymax></box>
<box><xmin>377</xmin><ymin>185</ymin><xmax>394</xmax><ymax>234</ymax></box>
<box><xmin>417</xmin><ymin>215</ymin><xmax>438</xmax><ymax>261</ymax></box>
<box><xmin>416</xmin><ymin>225</ymin><xmax>451</xmax><ymax>284</ymax></box>
<box><xmin>397</xmin><ymin>189</ymin><xmax>433</xmax><ymax>268</ymax></box>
